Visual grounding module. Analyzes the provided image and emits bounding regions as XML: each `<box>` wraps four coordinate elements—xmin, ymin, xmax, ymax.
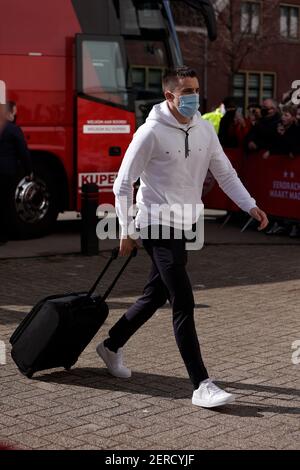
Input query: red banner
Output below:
<box><xmin>243</xmin><ymin>152</ymin><xmax>300</xmax><ymax>220</ymax></box>
<box><xmin>203</xmin><ymin>148</ymin><xmax>243</xmax><ymax>212</ymax></box>
<box><xmin>203</xmin><ymin>148</ymin><xmax>300</xmax><ymax>221</ymax></box>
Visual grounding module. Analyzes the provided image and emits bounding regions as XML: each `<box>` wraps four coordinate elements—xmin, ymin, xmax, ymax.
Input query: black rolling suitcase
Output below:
<box><xmin>10</xmin><ymin>247</ymin><xmax>137</xmax><ymax>378</ymax></box>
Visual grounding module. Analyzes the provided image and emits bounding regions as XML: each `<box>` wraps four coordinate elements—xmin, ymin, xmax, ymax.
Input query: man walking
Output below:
<box><xmin>97</xmin><ymin>67</ymin><xmax>268</xmax><ymax>408</ymax></box>
<box><xmin>0</xmin><ymin>104</ymin><xmax>33</xmax><ymax>243</ymax></box>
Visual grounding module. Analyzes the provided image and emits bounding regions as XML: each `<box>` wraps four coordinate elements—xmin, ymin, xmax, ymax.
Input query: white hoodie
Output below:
<box><xmin>113</xmin><ymin>100</ymin><xmax>256</xmax><ymax>236</ymax></box>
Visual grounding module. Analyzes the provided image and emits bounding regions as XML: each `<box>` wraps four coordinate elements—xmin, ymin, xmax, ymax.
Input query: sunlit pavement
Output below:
<box><xmin>0</xmin><ymin>215</ymin><xmax>299</xmax><ymax>450</ymax></box>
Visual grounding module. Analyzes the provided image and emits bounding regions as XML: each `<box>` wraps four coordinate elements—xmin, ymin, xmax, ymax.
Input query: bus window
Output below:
<box><xmin>131</xmin><ymin>68</ymin><xmax>146</xmax><ymax>90</ymax></box>
<box><xmin>148</xmin><ymin>68</ymin><xmax>163</xmax><ymax>93</ymax></box>
<box><xmin>120</xmin><ymin>0</ymin><xmax>165</xmax><ymax>35</ymax></box>
<box><xmin>131</xmin><ymin>66</ymin><xmax>164</xmax><ymax>93</ymax></box>
<box><xmin>81</xmin><ymin>39</ymin><xmax>128</xmax><ymax>106</ymax></box>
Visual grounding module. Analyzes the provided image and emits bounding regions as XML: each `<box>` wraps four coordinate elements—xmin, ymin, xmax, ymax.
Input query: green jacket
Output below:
<box><xmin>201</xmin><ymin>108</ymin><xmax>223</xmax><ymax>133</ymax></box>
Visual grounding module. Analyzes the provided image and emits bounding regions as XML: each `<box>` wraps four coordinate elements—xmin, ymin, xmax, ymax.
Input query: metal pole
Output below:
<box><xmin>203</xmin><ymin>34</ymin><xmax>208</xmax><ymax>114</ymax></box>
<box><xmin>81</xmin><ymin>183</ymin><xmax>99</xmax><ymax>256</ymax></box>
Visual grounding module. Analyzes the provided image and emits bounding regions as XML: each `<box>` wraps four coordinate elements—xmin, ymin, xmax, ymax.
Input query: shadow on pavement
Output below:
<box><xmin>0</xmin><ymin>302</ymin><xmax>210</xmax><ymax>326</ymax></box>
<box><xmin>34</xmin><ymin>368</ymin><xmax>300</xmax><ymax>418</ymax></box>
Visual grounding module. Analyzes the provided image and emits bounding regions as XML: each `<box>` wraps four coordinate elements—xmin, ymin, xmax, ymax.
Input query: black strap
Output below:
<box><xmin>86</xmin><ymin>246</ymin><xmax>137</xmax><ymax>300</ymax></box>
<box><xmin>179</xmin><ymin>126</ymin><xmax>193</xmax><ymax>158</ymax></box>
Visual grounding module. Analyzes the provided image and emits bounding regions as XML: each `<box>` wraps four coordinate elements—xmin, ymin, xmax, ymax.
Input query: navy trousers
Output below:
<box><xmin>104</xmin><ymin>225</ymin><xmax>209</xmax><ymax>389</ymax></box>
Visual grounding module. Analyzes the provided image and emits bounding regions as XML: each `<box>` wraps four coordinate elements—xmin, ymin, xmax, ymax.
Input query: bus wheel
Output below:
<box><xmin>9</xmin><ymin>167</ymin><xmax>60</xmax><ymax>239</ymax></box>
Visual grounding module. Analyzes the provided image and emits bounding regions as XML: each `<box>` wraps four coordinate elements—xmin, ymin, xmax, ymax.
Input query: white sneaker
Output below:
<box><xmin>96</xmin><ymin>342</ymin><xmax>131</xmax><ymax>378</ymax></box>
<box><xmin>192</xmin><ymin>378</ymin><xmax>235</xmax><ymax>408</ymax></box>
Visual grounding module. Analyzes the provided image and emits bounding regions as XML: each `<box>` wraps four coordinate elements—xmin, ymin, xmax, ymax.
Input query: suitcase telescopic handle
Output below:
<box><xmin>86</xmin><ymin>246</ymin><xmax>137</xmax><ymax>299</ymax></box>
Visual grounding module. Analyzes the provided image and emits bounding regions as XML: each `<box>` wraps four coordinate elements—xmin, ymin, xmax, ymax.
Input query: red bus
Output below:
<box><xmin>0</xmin><ymin>0</ymin><xmax>216</xmax><ymax>237</ymax></box>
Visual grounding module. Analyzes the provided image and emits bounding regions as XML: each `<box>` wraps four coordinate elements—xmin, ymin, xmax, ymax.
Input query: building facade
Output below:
<box><xmin>171</xmin><ymin>0</ymin><xmax>300</xmax><ymax>113</ymax></box>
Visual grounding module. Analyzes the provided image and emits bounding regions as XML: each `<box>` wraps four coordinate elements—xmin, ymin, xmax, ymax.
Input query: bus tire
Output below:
<box><xmin>8</xmin><ymin>164</ymin><xmax>61</xmax><ymax>239</ymax></box>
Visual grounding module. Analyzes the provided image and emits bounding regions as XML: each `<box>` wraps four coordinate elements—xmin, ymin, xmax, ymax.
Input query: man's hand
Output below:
<box><xmin>249</xmin><ymin>206</ymin><xmax>269</xmax><ymax>231</ymax></box>
<box><xmin>119</xmin><ymin>236</ymin><xmax>139</xmax><ymax>257</ymax></box>
<box><xmin>262</xmin><ymin>150</ymin><xmax>270</xmax><ymax>159</ymax></box>
<box><xmin>248</xmin><ymin>141</ymin><xmax>257</xmax><ymax>150</ymax></box>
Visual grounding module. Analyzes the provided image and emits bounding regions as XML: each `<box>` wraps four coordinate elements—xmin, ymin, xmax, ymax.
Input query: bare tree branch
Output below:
<box><xmin>210</xmin><ymin>0</ymin><xmax>283</xmax><ymax>87</ymax></box>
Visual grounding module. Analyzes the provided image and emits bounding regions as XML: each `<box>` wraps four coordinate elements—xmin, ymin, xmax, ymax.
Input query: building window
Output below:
<box><xmin>280</xmin><ymin>5</ymin><xmax>299</xmax><ymax>39</ymax></box>
<box><xmin>233</xmin><ymin>74</ymin><xmax>246</xmax><ymax>105</ymax></box>
<box><xmin>248</xmin><ymin>73</ymin><xmax>260</xmax><ymax>103</ymax></box>
<box><xmin>131</xmin><ymin>68</ymin><xmax>146</xmax><ymax>90</ymax></box>
<box><xmin>233</xmin><ymin>71</ymin><xmax>276</xmax><ymax>110</ymax></box>
<box><xmin>148</xmin><ymin>69</ymin><xmax>163</xmax><ymax>93</ymax></box>
<box><xmin>131</xmin><ymin>66</ymin><xmax>165</xmax><ymax>93</ymax></box>
<box><xmin>262</xmin><ymin>74</ymin><xmax>275</xmax><ymax>99</ymax></box>
<box><xmin>241</xmin><ymin>1</ymin><xmax>260</xmax><ymax>34</ymax></box>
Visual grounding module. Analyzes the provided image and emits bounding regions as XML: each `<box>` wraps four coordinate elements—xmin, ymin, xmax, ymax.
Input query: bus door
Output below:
<box><xmin>75</xmin><ymin>34</ymin><xmax>136</xmax><ymax>207</ymax></box>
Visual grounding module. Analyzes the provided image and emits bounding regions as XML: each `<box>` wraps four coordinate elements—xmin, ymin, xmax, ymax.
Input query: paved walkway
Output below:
<box><xmin>0</xmin><ymin>222</ymin><xmax>299</xmax><ymax>450</ymax></box>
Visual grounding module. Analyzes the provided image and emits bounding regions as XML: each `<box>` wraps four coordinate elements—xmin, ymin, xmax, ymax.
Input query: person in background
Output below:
<box><xmin>279</xmin><ymin>89</ymin><xmax>294</xmax><ymax>111</ymax></box>
<box><xmin>240</xmin><ymin>104</ymin><xmax>261</xmax><ymax>151</ymax></box>
<box><xmin>296</xmin><ymin>105</ymin><xmax>300</xmax><ymax>127</ymax></box>
<box><xmin>286</xmin><ymin>103</ymin><xmax>300</xmax><ymax>237</ymax></box>
<box><xmin>233</xmin><ymin>107</ymin><xmax>253</xmax><ymax>145</ymax></box>
<box><xmin>0</xmin><ymin>104</ymin><xmax>33</xmax><ymax>243</ymax></box>
<box><xmin>201</xmin><ymin>103</ymin><xmax>225</xmax><ymax>134</ymax></box>
<box><xmin>245</xmin><ymin>99</ymin><xmax>281</xmax><ymax>152</ymax></box>
<box><xmin>6</xmin><ymin>100</ymin><xmax>17</xmax><ymax>124</ymax></box>
<box><xmin>262</xmin><ymin>104</ymin><xmax>299</xmax><ymax>159</ymax></box>
<box><xmin>246</xmin><ymin>103</ymin><xmax>262</xmax><ymax>127</ymax></box>
<box><xmin>265</xmin><ymin>104</ymin><xmax>300</xmax><ymax>237</ymax></box>
<box><xmin>218</xmin><ymin>96</ymin><xmax>239</xmax><ymax>148</ymax></box>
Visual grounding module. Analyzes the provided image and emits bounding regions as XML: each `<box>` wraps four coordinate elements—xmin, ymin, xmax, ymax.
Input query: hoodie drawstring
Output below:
<box><xmin>179</xmin><ymin>127</ymin><xmax>193</xmax><ymax>158</ymax></box>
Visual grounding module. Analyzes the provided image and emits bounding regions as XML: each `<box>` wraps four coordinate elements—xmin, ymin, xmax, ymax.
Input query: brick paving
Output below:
<box><xmin>0</xmin><ymin>222</ymin><xmax>300</xmax><ymax>450</ymax></box>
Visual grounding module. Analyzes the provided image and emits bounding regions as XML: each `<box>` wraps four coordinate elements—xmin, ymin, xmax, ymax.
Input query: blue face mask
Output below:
<box><xmin>177</xmin><ymin>93</ymin><xmax>200</xmax><ymax>118</ymax></box>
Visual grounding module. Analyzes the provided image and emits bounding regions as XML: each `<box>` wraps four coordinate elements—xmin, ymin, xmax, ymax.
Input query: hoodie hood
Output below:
<box><xmin>146</xmin><ymin>100</ymin><xmax>201</xmax><ymax>129</ymax></box>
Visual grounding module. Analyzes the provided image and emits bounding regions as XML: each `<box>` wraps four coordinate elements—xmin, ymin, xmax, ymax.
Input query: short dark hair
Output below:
<box><xmin>162</xmin><ymin>66</ymin><xmax>198</xmax><ymax>91</ymax></box>
<box><xmin>7</xmin><ymin>100</ymin><xmax>17</xmax><ymax>113</ymax></box>
<box><xmin>247</xmin><ymin>103</ymin><xmax>261</xmax><ymax>110</ymax></box>
<box><xmin>282</xmin><ymin>104</ymin><xmax>297</xmax><ymax>117</ymax></box>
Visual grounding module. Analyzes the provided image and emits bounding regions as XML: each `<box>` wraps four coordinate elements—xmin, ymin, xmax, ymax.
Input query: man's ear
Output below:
<box><xmin>164</xmin><ymin>90</ymin><xmax>174</xmax><ymax>102</ymax></box>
